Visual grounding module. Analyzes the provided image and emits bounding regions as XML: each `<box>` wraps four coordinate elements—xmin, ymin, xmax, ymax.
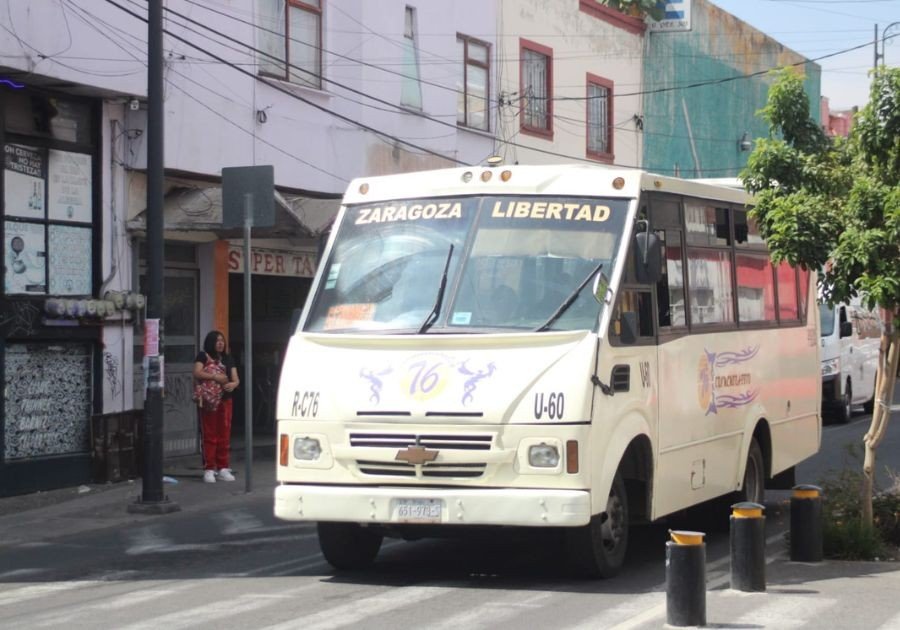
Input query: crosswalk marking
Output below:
<box><xmin>0</xmin><ymin>572</ymin><xmax>135</xmax><ymax>608</ymax></box>
<box><xmin>426</xmin><ymin>591</ymin><xmax>556</xmax><ymax>630</ymax></box>
<box><xmin>260</xmin><ymin>584</ymin><xmax>456</xmax><ymax>630</ymax></box>
<box><xmin>117</xmin><ymin>583</ymin><xmax>320</xmax><ymax>630</ymax></box>
<box><xmin>725</xmin><ymin>593</ymin><xmax>836</xmax><ymax>629</ymax></box>
<box><xmin>572</xmin><ymin>591</ymin><xmax>665</xmax><ymax>630</ymax></box>
<box><xmin>27</xmin><ymin>587</ymin><xmax>180</xmax><ymax>628</ymax></box>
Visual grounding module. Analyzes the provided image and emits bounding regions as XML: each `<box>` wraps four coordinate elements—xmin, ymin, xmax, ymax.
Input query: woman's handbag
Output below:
<box><xmin>193</xmin><ymin>356</ymin><xmax>225</xmax><ymax>412</ymax></box>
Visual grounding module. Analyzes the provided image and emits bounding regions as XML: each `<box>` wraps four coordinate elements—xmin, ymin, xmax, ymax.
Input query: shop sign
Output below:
<box><xmin>227</xmin><ymin>246</ymin><xmax>317</xmax><ymax>278</ymax></box>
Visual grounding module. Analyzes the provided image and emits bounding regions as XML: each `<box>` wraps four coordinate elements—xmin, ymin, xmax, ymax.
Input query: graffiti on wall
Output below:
<box><xmin>0</xmin><ymin>301</ymin><xmax>40</xmax><ymax>337</ymax></box>
<box><xmin>4</xmin><ymin>342</ymin><xmax>92</xmax><ymax>460</ymax></box>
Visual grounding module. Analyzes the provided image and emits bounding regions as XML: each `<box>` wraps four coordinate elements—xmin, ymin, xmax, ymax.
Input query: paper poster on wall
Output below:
<box><xmin>4</xmin><ymin>221</ymin><xmax>46</xmax><ymax>294</ymax></box>
<box><xmin>4</xmin><ymin>144</ymin><xmax>45</xmax><ymax>219</ymax></box>
<box><xmin>48</xmin><ymin>149</ymin><xmax>92</xmax><ymax>222</ymax></box>
<box><xmin>49</xmin><ymin>224</ymin><xmax>92</xmax><ymax>295</ymax></box>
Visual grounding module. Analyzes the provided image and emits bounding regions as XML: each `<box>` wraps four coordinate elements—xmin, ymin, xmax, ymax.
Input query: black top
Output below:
<box><xmin>195</xmin><ymin>351</ymin><xmax>238</xmax><ymax>400</ymax></box>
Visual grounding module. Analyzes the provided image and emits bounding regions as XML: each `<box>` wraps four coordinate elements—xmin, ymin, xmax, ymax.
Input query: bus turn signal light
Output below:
<box><xmin>566</xmin><ymin>440</ymin><xmax>579</xmax><ymax>473</ymax></box>
<box><xmin>279</xmin><ymin>434</ymin><xmax>289</xmax><ymax>466</ymax></box>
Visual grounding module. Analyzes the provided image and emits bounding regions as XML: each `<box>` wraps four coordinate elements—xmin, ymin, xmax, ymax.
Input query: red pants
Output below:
<box><xmin>201</xmin><ymin>398</ymin><xmax>232</xmax><ymax>470</ymax></box>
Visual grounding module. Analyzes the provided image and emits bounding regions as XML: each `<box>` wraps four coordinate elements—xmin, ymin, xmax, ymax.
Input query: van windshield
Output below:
<box><xmin>819</xmin><ymin>303</ymin><xmax>835</xmax><ymax>336</ymax></box>
<box><xmin>304</xmin><ymin>195</ymin><xmax>630</xmax><ymax>333</ymax></box>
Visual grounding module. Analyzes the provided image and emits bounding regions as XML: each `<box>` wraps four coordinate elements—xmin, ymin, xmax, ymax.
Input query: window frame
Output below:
<box><xmin>3</xmin><ymin>92</ymin><xmax>100</xmax><ymax>300</ymax></box>
<box><xmin>585</xmin><ymin>72</ymin><xmax>614</xmax><ymax>162</ymax></box>
<box><xmin>637</xmin><ymin>194</ymin><xmax>810</xmax><ymax>342</ymax></box>
<box><xmin>400</xmin><ymin>5</ymin><xmax>423</xmax><ymax>110</ymax></box>
<box><xmin>519</xmin><ymin>38</ymin><xmax>553</xmax><ymax>140</ymax></box>
<box><xmin>457</xmin><ymin>33</ymin><xmax>491</xmax><ymax>131</ymax></box>
<box><xmin>259</xmin><ymin>0</ymin><xmax>323</xmax><ymax>90</ymax></box>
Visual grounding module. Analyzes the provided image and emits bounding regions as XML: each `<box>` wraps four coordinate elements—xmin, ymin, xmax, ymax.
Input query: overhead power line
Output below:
<box><xmin>102</xmin><ymin>0</ymin><xmax>466</xmax><ymax>167</ymax></box>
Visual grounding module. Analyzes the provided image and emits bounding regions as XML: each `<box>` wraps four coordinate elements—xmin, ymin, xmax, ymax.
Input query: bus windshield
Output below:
<box><xmin>304</xmin><ymin>195</ymin><xmax>630</xmax><ymax>333</ymax></box>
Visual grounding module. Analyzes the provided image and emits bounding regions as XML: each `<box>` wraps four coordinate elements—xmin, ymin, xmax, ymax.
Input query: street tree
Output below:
<box><xmin>741</xmin><ymin>67</ymin><xmax>900</xmax><ymax>528</ymax></box>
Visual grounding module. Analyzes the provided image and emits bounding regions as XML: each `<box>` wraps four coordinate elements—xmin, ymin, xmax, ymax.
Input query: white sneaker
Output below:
<box><xmin>203</xmin><ymin>470</ymin><xmax>216</xmax><ymax>483</ymax></box>
<box><xmin>216</xmin><ymin>468</ymin><xmax>235</xmax><ymax>482</ymax></box>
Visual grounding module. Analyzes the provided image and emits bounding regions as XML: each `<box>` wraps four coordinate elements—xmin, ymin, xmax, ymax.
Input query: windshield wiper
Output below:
<box><xmin>534</xmin><ymin>262</ymin><xmax>604</xmax><ymax>332</ymax></box>
<box><xmin>418</xmin><ymin>244</ymin><xmax>455</xmax><ymax>334</ymax></box>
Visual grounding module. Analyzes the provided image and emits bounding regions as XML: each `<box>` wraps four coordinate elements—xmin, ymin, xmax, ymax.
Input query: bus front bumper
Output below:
<box><xmin>274</xmin><ymin>484</ymin><xmax>592</xmax><ymax>527</ymax></box>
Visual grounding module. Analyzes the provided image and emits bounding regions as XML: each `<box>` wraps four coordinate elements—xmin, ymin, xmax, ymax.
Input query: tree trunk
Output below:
<box><xmin>861</xmin><ymin>318</ymin><xmax>899</xmax><ymax>528</ymax></box>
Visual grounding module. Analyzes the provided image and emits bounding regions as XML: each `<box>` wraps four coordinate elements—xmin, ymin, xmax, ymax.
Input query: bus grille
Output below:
<box><xmin>349</xmin><ymin>432</ymin><xmax>492</xmax><ymax>478</ymax></box>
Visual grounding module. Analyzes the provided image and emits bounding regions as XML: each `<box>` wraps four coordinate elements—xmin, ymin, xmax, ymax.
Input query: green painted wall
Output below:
<box><xmin>642</xmin><ymin>0</ymin><xmax>821</xmax><ymax>178</ymax></box>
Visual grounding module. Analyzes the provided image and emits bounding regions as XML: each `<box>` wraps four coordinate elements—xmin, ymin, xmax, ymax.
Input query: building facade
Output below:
<box><xmin>0</xmin><ymin>0</ymin><xmax>497</xmax><ymax>496</ymax></box>
<box><xmin>641</xmin><ymin>0</ymin><xmax>821</xmax><ymax>178</ymax></box>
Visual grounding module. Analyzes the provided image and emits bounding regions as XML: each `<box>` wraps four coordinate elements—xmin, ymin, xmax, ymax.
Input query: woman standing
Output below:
<box><xmin>193</xmin><ymin>330</ymin><xmax>240</xmax><ymax>483</ymax></box>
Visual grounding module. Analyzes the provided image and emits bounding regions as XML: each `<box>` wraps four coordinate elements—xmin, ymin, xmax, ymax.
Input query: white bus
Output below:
<box><xmin>274</xmin><ymin>164</ymin><xmax>820</xmax><ymax>577</ymax></box>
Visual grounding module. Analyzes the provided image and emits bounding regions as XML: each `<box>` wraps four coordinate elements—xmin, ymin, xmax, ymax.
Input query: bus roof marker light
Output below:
<box><xmin>654</xmin><ymin>179</ymin><xmax>663</xmax><ymax>188</ymax></box>
<box><xmin>359</xmin><ymin>183</ymin><xmax>369</xmax><ymax>195</ymax></box>
<box><xmin>500</xmin><ymin>170</ymin><xmax>512</xmax><ymax>182</ymax></box>
<box><xmin>461</xmin><ymin>171</ymin><xmax>473</xmax><ymax>183</ymax></box>
<box><xmin>612</xmin><ymin>177</ymin><xmax>625</xmax><ymax>190</ymax></box>
<box><xmin>485</xmin><ymin>155</ymin><xmax>503</xmax><ymax>167</ymax></box>
<box><xmin>481</xmin><ymin>170</ymin><xmax>492</xmax><ymax>182</ymax></box>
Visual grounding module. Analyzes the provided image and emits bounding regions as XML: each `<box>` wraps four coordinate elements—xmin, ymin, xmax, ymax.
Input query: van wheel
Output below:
<box><xmin>738</xmin><ymin>439</ymin><xmax>765</xmax><ymax>506</ymax></box>
<box><xmin>565</xmin><ymin>472</ymin><xmax>629</xmax><ymax>578</ymax></box>
<box><xmin>863</xmin><ymin>380</ymin><xmax>876</xmax><ymax>414</ymax></box>
<box><xmin>317</xmin><ymin>522</ymin><xmax>383</xmax><ymax>570</ymax></box>
<box><xmin>836</xmin><ymin>379</ymin><xmax>852</xmax><ymax>424</ymax></box>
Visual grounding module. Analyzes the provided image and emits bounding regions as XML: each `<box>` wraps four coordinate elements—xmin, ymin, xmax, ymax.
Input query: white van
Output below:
<box><xmin>820</xmin><ymin>301</ymin><xmax>881</xmax><ymax>422</ymax></box>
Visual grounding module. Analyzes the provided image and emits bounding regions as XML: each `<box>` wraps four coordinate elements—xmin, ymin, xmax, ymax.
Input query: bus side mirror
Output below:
<box><xmin>634</xmin><ymin>232</ymin><xmax>662</xmax><ymax>285</ymax></box>
<box><xmin>839</xmin><ymin>321</ymin><xmax>852</xmax><ymax>338</ymax></box>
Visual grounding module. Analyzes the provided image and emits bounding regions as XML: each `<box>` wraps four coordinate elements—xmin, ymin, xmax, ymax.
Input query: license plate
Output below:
<box><xmin>393</xmin><ymin>498</ymin><xmax>443</xmax><ymax>523</ymax></box>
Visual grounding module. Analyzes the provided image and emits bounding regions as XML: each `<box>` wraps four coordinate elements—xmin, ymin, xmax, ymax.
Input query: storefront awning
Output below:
<box><xmin>126</xmin><ymin>176</ymin><xmax>341</xmax><ymax>239</ymax></box>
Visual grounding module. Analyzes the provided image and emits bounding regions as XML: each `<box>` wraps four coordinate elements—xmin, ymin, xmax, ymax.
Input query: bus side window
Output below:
<box><xmin>656</xmin><ymin>230</ymin><xmax>686</xmax><ymax>328</ymax></box>
<box><xmin>611</xmin><ymin>290</ymin><xmax>654</xmax><ymax>344</ymax></box>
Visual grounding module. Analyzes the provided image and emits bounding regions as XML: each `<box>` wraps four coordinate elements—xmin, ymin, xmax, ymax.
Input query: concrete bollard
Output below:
<box><xmin>790</xmin><ymin>484</ymin><xmax>823</xmax><ymax>562</ymax></box>
<box><xmin>730</xmin><ymin>501</ymin><xmax>766</xmax><ymax>592</ymax></box>
<box><xmin>666</xmin><ymin>529</ymin><xmax>706</xmax><ymax>627</ymax></box>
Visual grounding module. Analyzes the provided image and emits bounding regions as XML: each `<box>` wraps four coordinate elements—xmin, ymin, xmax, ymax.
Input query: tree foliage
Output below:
<box><xmin>600</xmin><ymin>0</ymin><xmax>665</xmax><ymax>21</ymax></box>
<box><xmin>742</xmin><ymin>66</ymin><xmax>900</xmax><ymax>529</ymax></box>
<box><xmin>742</xmin><ymin>67</ymin><xmax>899</xmax><ymax>311</ymax></box>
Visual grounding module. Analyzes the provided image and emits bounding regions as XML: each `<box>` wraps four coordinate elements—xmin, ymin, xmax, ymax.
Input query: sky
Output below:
<box><xmin>712</xmin><ymin>0</ymin><xmax>900</xmax><ymax>110</ymax></box>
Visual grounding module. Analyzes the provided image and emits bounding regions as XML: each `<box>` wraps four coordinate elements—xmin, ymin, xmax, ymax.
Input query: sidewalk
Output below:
<box><xmin>0</xmin><ymin>435</ymin><xmax>277</xmax><ymax>547</ymax></box>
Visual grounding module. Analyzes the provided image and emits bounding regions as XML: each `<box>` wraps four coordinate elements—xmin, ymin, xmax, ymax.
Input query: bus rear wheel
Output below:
<box><xmin>739</xmin><ymin>438</ymin><xmax>765</xmax><ymax>506</ymax></box>
<box><xmin>565</xmin><ymin>472</ymin><xmax>629</xmax><ymax>578</ymax></box>
<box><xmin>317</xmin><ymin>522</ymin><xmax>383</xmax><ymax>570</ymax></box>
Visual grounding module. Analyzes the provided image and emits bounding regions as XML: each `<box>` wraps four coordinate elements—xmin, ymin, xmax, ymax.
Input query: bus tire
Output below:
<box><xmin>565</xmin><ymin>471</ymin><xmax>629</xmax><ymax>578</ymax></box>
<box><xmin>317</xmin><ymin>522</ymin><xmax>383</xmax><ymax>570</ymax></box>
<box><xmin>738</xmin><ymin>438</ymin><xmax>765</xmax><ymax>506</ymax></box>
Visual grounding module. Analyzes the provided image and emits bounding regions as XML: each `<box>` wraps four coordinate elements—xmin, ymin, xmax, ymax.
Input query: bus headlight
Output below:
<box><xmin>821</xmin><ymin>358</ymin><xmax>840</xmax><ymax>377</ymax></box>
<box><xmin>294</xmin><ymin>436</ymin><xmax>322</xmax><ymax>461</ymax></box>
<box><xmin>529</xmin><ymin>443</ymin><xmax>560</xmax><ymax>468</ymax></box>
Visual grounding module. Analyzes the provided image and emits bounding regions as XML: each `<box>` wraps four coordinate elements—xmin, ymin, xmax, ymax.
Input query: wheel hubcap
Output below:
<box><xmin>601</xmin><ymin>490</ymin><xmax>625</xmax><ymax>551</ymax></box>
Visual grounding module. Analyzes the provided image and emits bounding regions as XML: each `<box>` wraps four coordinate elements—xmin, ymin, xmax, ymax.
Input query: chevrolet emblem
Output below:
<box><xmin>395</xmin><ymin>445</ymin><xmax>439</xmax><ymax>465</ymax></box>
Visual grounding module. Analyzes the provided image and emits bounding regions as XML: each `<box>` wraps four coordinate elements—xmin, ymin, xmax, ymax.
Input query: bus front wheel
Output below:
<box><xmin>317</xmin><ymin>522</ymin><xmax>383</xmax><ymax>570</ymax></box>
<box><xmin>565</xmin><ymin>472</ymin><xmax>629</xmax><ymax>578</ymax></box>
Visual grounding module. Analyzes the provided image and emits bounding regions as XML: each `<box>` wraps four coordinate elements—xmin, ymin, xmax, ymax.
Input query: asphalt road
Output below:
<box><xmin>0</xmin><ymin>386</ymin><xmax>898</xmax><ymax>629</ymax></box>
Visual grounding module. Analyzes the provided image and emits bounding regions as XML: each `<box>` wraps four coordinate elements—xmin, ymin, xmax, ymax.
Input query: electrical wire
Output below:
<box><xmin>100</xmin><ymin>0</ymin><xmax>466</xmax><ymax>166</ymax></box>
<box><xmin>64</xmin><ymin>0</ymin><xmax>349</xmax><ymax>184</ymax></box>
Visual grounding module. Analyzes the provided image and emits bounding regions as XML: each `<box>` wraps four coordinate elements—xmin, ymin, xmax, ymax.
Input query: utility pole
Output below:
<box><xmin>875</xmin><ymin>22</ymin><xmax>900</xmax><ymax>70</ymax></box>
<box><xmin>129</xmin><ymin>0</ymin><xmax>179</xmax><ymax>515</ymax></box>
